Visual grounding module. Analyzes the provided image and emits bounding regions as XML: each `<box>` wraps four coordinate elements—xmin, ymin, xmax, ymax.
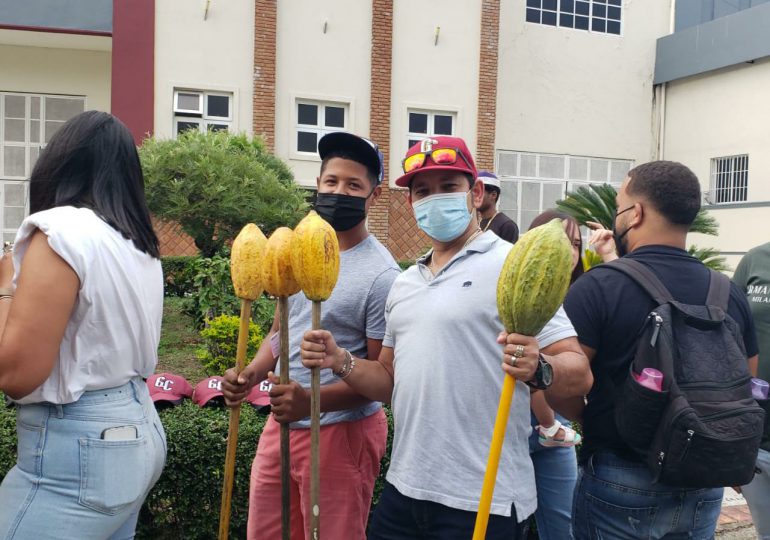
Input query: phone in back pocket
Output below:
<box><xmin>101</xmin><ymin>425</ymin><xmax>138</xmax><ymax>441</ymax></box>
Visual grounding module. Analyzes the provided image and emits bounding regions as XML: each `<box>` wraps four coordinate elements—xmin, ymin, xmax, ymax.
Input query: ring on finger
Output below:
<box><xmin>509</xmin><ymin>355</ymin><xmax>518</xmax><ymax>367</ymax></box>
<box><xmin>513</xmin><ymin>344</ymin><xmax>525</xmax><ymax>358</ymax></box>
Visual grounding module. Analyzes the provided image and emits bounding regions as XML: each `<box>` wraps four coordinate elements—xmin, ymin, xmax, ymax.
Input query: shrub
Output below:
<box><xmin>141</xmin><ymin>130</ymin><xmax>308</xmax><ymax>257</ymax></box>
<box><xmin>161</xmin><ymin>256</ymin><xmax>199</xmax><ymax>297</ymax></box>
<box><xmin>136</xmin><ymin>402</ymin><xmax>267</xmax><ymax>540</ymax></box>
<box><xmin>0</xmin><ymin>398</ymin><xmax>16</xmax><ymax>483</ymax></box>
<box><xmin>197</xmin><ymin>315</ymin><xmax>264</xmax><ymax>376</ymax></box>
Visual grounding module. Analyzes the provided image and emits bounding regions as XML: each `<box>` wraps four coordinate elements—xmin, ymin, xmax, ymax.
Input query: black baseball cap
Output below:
<box><xmin>318</xmin><ymin>132</ymin><xmax>384</xmax><ymax>185</ymax></box>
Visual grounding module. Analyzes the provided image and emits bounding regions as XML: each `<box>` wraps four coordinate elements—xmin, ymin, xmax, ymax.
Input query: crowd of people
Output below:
<box><xmin>0</xmin><ymin>110</ymin><xmax>768</xmax><ymax>540</ymax></box>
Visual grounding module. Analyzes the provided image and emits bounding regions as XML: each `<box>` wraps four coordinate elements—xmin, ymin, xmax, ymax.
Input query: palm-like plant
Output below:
<box><xmin>557</xmin><ymin>184</ymin><xmax>729</xmax><ymax>271</ymax></box>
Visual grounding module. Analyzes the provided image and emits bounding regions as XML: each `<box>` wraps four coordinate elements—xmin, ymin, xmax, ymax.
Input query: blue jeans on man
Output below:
<box><xmin>572</xmin><ymin>451</ymin><xmax>722</xmax><ymax>539</ymax></box>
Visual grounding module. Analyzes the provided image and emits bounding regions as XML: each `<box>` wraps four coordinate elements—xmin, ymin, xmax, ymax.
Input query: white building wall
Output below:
<box><xmin>274</xmin><ymin>0</ymin><xmax>372</xmax><ymax>187</ymax></box>
<box><xmin>154</xmin><ymin>0</ymin><xmax>255</xmax><ymax>139</ymax></box>
<box><xmin>664</xmin><ymin>57</ymin><xmax>770</xmax><ymax>268</ymax></box>
<box><xmin>389</xmin><ymin>0</ymin><xmax>482</xmax><ymax>184</ymax></box>
<box><xmin>495</xmin><ymin>0</ymin><xmax>671</xmax><ymax>166</ymax></box>
<box><xmin>0</xmin><ymin>43</ymin><xmax>111</xmax><ymax>111</ymax></box>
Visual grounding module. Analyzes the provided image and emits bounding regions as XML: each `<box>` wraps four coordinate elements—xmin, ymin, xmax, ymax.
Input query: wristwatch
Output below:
<box><xmin>526</xmin><ymin>354</ymin><xmax>553</xmax><ymax>390</ymax></box>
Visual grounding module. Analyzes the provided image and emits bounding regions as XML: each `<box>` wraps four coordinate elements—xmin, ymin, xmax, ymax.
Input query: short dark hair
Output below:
<box><xmin>625</xmin><ymin>161</ymin><xmax>701</xmax><ymax>227</ymax></box>
<box><xmin>529</xmin><ymin>209</ymin><xmax>584</xmax><ymax>284</ymax></box>
<box><xmin>319</xmin><ymin>150</ymin><xmax>378</xmax><ymax>188</ymax></box>
<box><xmin>29</xmin><ymin>110</ymin><xmax>160</xmax><ymax>258</ymax></box>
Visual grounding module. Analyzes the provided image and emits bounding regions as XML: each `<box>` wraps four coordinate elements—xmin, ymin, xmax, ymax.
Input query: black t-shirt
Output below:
<box><xmin>563</xmin><ymin>245</ymin><xmax>759</xmax><ymax>464</ymax></box>
<box><xmin>480</xmin><ymin>212</ymin><xmax>519</xmax><ymax>244</ymax></box>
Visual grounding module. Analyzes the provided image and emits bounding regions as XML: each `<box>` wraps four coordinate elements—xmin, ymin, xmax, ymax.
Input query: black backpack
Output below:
<box><xmin>607</xmin><ymin>258</ymin><xmax>764</xmax><ymax>488</ymax></box>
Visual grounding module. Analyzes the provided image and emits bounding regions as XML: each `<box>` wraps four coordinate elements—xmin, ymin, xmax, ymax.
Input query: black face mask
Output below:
<box><xmin>612</xmin><ymin>204</ymin><xmax>635</xmax><ymax>257</ymax></box>
<box><xmin>315</xmin><ymin>192</ymin><xmax>368</xmax><ymax>231</ymax></box>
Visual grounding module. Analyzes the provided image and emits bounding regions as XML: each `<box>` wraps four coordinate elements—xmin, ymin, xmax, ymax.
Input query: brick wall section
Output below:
<box><xmin>389</xmin><ymin>189</ymin><xmax>431</xmax><ymax>261</ymax></box>
<box><xmin>476</xmin><ymin>0</ymin><xmax>501</xmax><ymax>171</ymax></box>
<box><xmin>253</xmin><ymin>0</ymin><xmax>277</xmax><ymax>151</ymax></box>
<box><xmin>154</xmin><ymin>218</ymin><xmax>198</xmax><ymax>257</ymax></box>
<box><xmin>368</xmin><ymin>0</ymin><xmax>393</xmax><ymax>244</ymax></box>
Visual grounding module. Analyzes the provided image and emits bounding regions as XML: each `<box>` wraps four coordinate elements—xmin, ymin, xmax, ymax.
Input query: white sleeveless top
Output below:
<box><xmin>11</xmin><ymin>206</ymin><xmax>163</xmax><ymax>405</ymax></box>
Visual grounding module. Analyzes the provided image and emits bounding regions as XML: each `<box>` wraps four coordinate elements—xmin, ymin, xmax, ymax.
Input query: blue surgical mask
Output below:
<box><xmin>412</xmin><ymin>191</ymin><xmax>472</xmax><ymax>242</ymax></box>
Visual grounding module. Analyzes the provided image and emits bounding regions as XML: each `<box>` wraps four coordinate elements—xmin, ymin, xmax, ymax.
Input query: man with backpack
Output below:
<box><xmin>562</xmin><ymin>161</ymin><xmax>761</xmax><ymax>539</ymax></box>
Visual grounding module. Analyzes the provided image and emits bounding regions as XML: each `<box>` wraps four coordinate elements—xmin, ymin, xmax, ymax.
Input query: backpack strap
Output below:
<box><xmin>705</xmin><ymin>270</ymin><xmax>730</xmax><ymax>311</ymax></box>
<box><xmin>602</xmin><ymin>258</ymin><xmax>674</xmax><ymax>304</ymax></box>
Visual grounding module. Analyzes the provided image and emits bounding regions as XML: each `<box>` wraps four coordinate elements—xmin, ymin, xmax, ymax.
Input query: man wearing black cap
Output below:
<box><xmin>477</xmin><ymin>170</ymin><xmax>519</xmax><ymax>244</ymax></box>
<box><xmin>222</xmin><ymin>132</ymin><xmax>400</xmax><ymax>539</ymax></box>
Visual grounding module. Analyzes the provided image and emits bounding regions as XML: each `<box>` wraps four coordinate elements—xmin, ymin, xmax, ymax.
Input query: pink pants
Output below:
<box><xmin>247</xmin><ymin>409</ymin><xmax>388</xmax><ymax>540</ymax></box>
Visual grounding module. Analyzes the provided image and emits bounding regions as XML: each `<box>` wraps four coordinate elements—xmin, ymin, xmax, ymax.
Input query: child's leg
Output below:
<box><xmin>531</xmin><ymin>392</ymin><xmax>581</xmax><ymax>446</ymax></box>
<box><xmin>531</xmin><ymin>391</ymin><xmax>556</xmax><ymax>431</ymax></box>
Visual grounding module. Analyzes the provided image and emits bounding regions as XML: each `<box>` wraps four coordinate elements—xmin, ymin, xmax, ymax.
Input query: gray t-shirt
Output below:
<box><xmin>280</xmin><ymin>234</ymin><xmax>400</xmax><ymax>429</ymax></box>
<box><xmin>382</xmin><ymin>231</ymin><xmax>576</xmax><ymax>519</ymax></box>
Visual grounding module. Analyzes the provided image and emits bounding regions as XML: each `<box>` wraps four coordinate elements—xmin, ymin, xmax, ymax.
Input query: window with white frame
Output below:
<box><xmin>526</xmin><ymin>0</ymin><xmax>622</xmax><ymax>35</ymax></box>
<box><xmin>407</xmin><ymin>110</ymin><xmax>456</xmax><ymax>149</ymax></box>
<box><xmin>295</xmin><ymin>100</ymin><xmax>348</xmax><ymax>155</ymax></box>
<box><xmin>710</xmin><ymin>155</ymin><xmax>748</xmax><ymax>204</ymax></box>
<box><xmin>495</xmin><ymin>150</ymin><xmax>632</xmax><ymax>232</ymax></box>
<box><xmin>173</xmin><ymin>90</ymin><xmax>233</xmax><ymax>136</ymax></box>
<box><xmin>1</xmin><ymin>92</ymin><xmax>85</xmax><ymax>242</ymax></box>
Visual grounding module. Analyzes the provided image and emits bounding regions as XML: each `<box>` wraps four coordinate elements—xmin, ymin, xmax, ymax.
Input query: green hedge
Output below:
<box><xmin>0</xmin><ymin>395</ymin><xmax>393</xmax><ymax>538</ymax></box>
<box><xmin>161</xmin><ymin>256</ymin><xmax>199</xmax><ymax>297</ymax></box>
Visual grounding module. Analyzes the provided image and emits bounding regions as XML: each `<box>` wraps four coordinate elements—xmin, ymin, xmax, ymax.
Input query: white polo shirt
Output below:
<box><xmin>382</xmin><ymin>231</ymin><xmax>576</xmax><ymax>519</ymax></box>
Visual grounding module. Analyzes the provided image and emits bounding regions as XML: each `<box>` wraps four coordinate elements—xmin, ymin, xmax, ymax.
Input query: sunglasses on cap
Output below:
<box><xmin>401</xmin><ymin>147</ymin><xmax>474</xmax><ymax>174</ymax></box>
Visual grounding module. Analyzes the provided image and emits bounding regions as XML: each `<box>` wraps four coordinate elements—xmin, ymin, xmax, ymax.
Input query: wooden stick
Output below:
<box><xmin>472</xmin><ymin>374</ymin><xmax>517</xmax><ymax>540</ymax></box>
<box><xmin>218</xmin><ymin>299</ymin><xmax>252</xmax><ymax>540</ymax></box>
<box><xmin>279</xmin><ymin>296</ymin><xmax>291</xmax><ymax>540</ymax></box>
<box><xmin>309</xmin><ymin>300</ymin><xmax>321</xmax><ymax>539</ymax></box>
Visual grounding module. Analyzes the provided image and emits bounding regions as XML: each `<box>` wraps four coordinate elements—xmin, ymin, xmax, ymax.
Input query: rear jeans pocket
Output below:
<box><xmin>78</xmin><ymin>436</ymin><xmax>148</xmax><ymax>515</ymax></box>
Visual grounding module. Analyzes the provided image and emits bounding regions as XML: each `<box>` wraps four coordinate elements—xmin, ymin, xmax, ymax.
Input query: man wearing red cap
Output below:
<box><xmin>301</xmin><ymin>136</ymin><xmax>592</xmax><ymax>538</ymax></box>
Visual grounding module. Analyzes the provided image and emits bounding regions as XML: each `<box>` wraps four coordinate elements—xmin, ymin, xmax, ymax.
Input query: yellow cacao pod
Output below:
<box><xmin>230</xmin><ymin>223</ymin><xmax>267</xmax><ymax>300</ymax></box>
<box><xmin>497</xmin><ymin>218</ymin><xmax>572</xmax><ymax>335</ymax></box>
<box><xmin>261</xmin><ymin>227</ymin><xmax>301</xmax><ymax>297</ymax></box>
<box><xmin>291</xmin><ymin>210</ymin><xmax>340</xmax><ymax>302</ymax></box>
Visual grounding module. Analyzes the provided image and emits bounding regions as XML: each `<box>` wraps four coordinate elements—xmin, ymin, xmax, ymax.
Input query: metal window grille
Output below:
<box><xmin>526</xmin><ymin>0</ymin><xmax>622</xmax><ymax>35</ymax></box>
<box><xmin>710</xmin><ymin>155</ymin><xmax>749</xmax><ymax>204</ymax></box>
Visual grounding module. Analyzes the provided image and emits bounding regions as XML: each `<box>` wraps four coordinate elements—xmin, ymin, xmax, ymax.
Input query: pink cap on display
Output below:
<box><xmin>192</xmin><ymin>376</ymin><xmax>225</xmax><ymax>407</ymax></box>
<box><xmin>147</xmin><ymin>373</ymin><xmax>193</xmax><ymax>405</ymax></box>
<box><xmin>247</xmin><ymin>379</ymin><xmax>273</xmax><ymax>413</ymax></box>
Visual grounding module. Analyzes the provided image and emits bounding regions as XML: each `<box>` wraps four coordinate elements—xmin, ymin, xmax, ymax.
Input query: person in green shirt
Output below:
<box><xmin>732</xmin><ymin>241</ymin><xmax>770</xmax><ymax>540</ymax></box>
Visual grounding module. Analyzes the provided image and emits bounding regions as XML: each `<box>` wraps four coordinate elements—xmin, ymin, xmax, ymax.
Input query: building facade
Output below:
<box><xmin>2</xmin><ymin>0</ymin><xmax>766</xmax><ymax>263</ymax></box>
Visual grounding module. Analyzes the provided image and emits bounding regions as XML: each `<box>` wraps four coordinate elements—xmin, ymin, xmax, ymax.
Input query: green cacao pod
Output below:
<box><xmin>291</xmin><ymin>210</ymin><xmax>340</xmax><ymax>302</ymax></box>
<box><xmin>497</xmin><ymin>218</ymin><xmax>573</xmax><ymax>335</ymax></box>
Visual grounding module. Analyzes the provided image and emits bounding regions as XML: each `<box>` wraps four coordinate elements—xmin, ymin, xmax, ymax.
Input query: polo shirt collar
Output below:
<box><xmin>416</xmin><ymin>231</ymin><xmax>498</xmax><ymax>278</ymax></box>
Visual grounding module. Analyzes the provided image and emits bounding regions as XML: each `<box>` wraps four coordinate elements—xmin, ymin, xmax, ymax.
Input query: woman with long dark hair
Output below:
<box><xmin>0</xmin><ymin>111</ymin><xmax>166</xmax><ymax>538</ymax></box>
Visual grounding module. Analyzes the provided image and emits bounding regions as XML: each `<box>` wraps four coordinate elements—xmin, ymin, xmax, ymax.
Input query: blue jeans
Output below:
<box><xmin>572</xmin><ymin>451</ymin><xmax>723</xmax><ymax>539</ymax></box>
<box><xmin>742</xmin><ymin>448</ymin><xmax>770</xmax><ymax>539</ymax></box>
<box><xmin>529</xmin><ymin>413</ymin><xmax>578</xmax><ymax>540</ymax></box>
<box><xmin>367</xmin><ymin>482</ymin><xmax>528</xmax><ymax>540</ymax></box>
<box><xmin>0</xmin><ymin>377</ymin><xmax>166</xmax><ymax>540</ymax></box>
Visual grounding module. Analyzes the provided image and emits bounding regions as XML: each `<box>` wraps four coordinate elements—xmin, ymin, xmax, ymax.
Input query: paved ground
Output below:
<box><xmin>716</xmin><ymin>488</ymin><xmax>757</xmax><ymax>539</ymax></box>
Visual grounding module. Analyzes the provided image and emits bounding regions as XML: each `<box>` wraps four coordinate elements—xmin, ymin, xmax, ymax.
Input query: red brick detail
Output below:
<box><xmin>154</xmin><ymin>218</ymin><xmax>198</xmax><ymax>257</ymax></box>
<box><xmin>388</xmin><ymin>189</ymin><xmax>431</xmax><ymax>261</ymax></box>
<box><xmin>476</xmin><ymin>0</ymin><xmax>500</xmax><ymax>171</ymax></box>
<box><xmin>368</xmin><ymin>0</ymin><xmax>393</xmax><ymax>246</ymax></box>
<box><xmin>253</xmin><ymin>0</ymin><xmax>277</xmax><ymax>151</ymax></box>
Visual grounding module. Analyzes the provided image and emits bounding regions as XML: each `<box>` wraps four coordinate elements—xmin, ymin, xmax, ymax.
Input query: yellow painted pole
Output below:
<box><xmin>472</xmin><ymin>374</ymin><xmax>517</xmax><ymax>540</ymax></box>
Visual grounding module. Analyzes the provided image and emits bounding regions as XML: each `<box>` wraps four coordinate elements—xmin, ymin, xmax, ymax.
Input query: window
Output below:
<box><xmin>173</xmin><ymin>90</ymin><xmax>233</xmax><ymax>136</ymax></box>
<box><xmin>526</xmin><ymin>0</ymin><xmax>622</xmax><ymax>35</ymax></box>
<box><xmin>710</xmin><ymin>155</ymin><xmax>748</xmax><ymax>204</ymax></box>
<box><xmin>295</xmin><ymin>100</ymin><xmax>348</xmax><ymax>154</ymax></box>
<box><xmin>407</xmin><ymin>110</ymin><xmax>456</xmax><ymax>149</ymax></box>
<box><xmin>496</xmin><ymin>150</ymin><xmax>632</xmax><ymax>232</ymax></box>
<box><xmin>0</xmin><ymin>92</ymin><xmax>85</xmax><ymax>242</ymax></box>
